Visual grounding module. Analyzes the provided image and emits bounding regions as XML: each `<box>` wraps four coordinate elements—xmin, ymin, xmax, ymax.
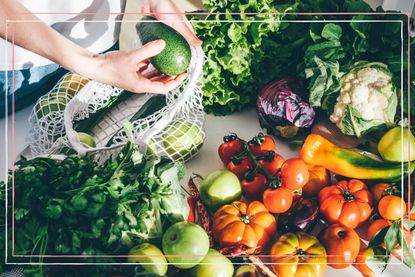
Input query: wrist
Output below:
<box><xmin>67</xmin><ymin>50</ymin><xmax>102</xmax><ymax>79</ymax></box>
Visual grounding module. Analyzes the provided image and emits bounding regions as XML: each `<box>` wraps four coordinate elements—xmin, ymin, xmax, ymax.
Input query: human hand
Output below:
<box><xmin>81</xmin><ymin>40</ymin><xmax>187</xmax><ymax>94</ymax></box>
<box><xmin>141</xmin><ymin>0</ymin><xmax>202</xmax><ymax>46</ymax></box>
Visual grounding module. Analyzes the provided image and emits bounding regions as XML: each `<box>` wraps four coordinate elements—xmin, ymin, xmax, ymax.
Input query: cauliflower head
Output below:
<box><xmin>329</xmin><ymin>62</ymin><xmax>397</xmax><ymax>137</ymax></box>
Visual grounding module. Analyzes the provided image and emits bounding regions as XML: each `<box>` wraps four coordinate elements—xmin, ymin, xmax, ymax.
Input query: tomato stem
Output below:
<box><xmin>240</xmin><ymin>214</ymin><xmax>252</xmax><ymax>224</ymax></box>
<box><xmin>342</xmin><ymin>190</ymin><xmax>355</xmax><ymax>202</ymax></box>
<box><xmin>295</xmin><ymin>248</ymin><xmax>307</xmax><ymax>257</ymax></box>
<box><xmin>248</xmin><ymin>132</ymin><xmax>265</xmax><ymax>146</ymax></box>
<box><xmin>241</xmin><ymin>140</ymin><xmax>275</xmax><ymax>182</ymax></box>
<box><xmin>223</xmin><ymin>133</ymin><xmax>239</xmax><ymax>142</ymax></box>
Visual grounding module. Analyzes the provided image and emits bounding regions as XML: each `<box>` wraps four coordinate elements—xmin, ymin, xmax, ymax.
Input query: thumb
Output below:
<box><xmin>135</xmin><ymin>39</ymin><xmax>166</xmax><ymax>60</ymax></box>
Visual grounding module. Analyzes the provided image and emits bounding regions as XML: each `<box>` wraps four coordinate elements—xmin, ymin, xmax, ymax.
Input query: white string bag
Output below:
<box><xmin>28</xmin><ymin>45</ymin><xmax>206</xmax><ymax>162</ymax></box>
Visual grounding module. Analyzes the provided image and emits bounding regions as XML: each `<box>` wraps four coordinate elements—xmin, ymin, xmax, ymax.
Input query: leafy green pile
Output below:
<box><xmin>191</xmin><ymin>0</ymin><xmax>286</xmax><ymax>115</ymax></box>
<box><xmin>0</xmin><ymin>141</ymin><xmax>188</xmax><ymax>274</ymax></box>
<box><xmin>193</xmin><ymin>0</ymin><xmax>413</xmax><ymax>120</ymax></box>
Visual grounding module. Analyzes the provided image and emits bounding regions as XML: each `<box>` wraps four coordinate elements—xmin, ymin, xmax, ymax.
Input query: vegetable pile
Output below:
<box><xmin>2</xmin><ymin>1</ymin><xmax>415</xmax><ymax>276</ymax></box>
<box><xmin>192</xmin><ymin>131</ymin><xmax>415</xmax><ymax>277</ymax></box>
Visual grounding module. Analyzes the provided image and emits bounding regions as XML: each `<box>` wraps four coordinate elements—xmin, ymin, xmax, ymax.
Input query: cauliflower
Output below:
<box><xmin>329</xmin><ymin>62</ymin><xmax>397</xmax><ymax>137</ymax></box>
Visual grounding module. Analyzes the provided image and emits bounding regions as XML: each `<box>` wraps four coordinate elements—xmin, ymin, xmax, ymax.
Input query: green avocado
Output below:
<box><xmin>136</xmin><ymin>16</ymin><xmax>191</xmax><ymax>76</ymax></box>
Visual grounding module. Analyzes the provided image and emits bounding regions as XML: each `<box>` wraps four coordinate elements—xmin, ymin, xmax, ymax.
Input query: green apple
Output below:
<box><xmin>377</xmin><ymin>127</ymin><xmax>415</xmax><ymax>162</ymax></box>
<box><xmin>127</xmin><ymin>243</ymin><xmax>168</xmax><ymax>276</ymax></box>
<box><xmin>162</xmin><ymin>120</ymin><xmax>204</xmax><ymax>161</ymax></box>
<box><xmin>58</xmin><ymin>73</ymin><xmax>89</xmax><ymax>98</ymax></box>
<box><xmin>162</xmin><ymin>221</ymin><xmax>209</xmax><ymax>269</ymax></box>
<box><xmin>188</xmin><ymin>249</ymin><xmax>234</xmax><ymax>277</ymax></box>
<box><xmin>35</xmin><ymin>95</ymin><xmax>66</xmax><ymax>119</ymax></box>
<box><xmin>200</xmin><ymin>169</ymin><xmax>242</xmax><ymax>211</ymax></box>
<box><xmin>77</xmin><ymin>132</ymin><xmax>96</xmax><ymax>148</ymax></box>
<box><xmin>234</xmin><ymin>265</ymin><xmax>258</xmax><ymax>277</ymax></box>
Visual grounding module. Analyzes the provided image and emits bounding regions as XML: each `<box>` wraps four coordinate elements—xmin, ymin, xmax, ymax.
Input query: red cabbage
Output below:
<box><xmin>256</xmin><ymin>78</ymin><xmax>315</xmax><ymax>138</ymax></box>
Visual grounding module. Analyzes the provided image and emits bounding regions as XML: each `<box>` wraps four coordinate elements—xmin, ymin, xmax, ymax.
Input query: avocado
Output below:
<box><xmin>136</xmin><ymin>16</ymin><xmax>191</xmax><ymax>76</ymax></box>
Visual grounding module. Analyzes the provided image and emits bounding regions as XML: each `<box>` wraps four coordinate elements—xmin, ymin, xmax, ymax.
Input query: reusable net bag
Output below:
<box><xmin>28</xmin><ymin>45</ymin><xmax>206</xmax><ymax>161</ymax></box>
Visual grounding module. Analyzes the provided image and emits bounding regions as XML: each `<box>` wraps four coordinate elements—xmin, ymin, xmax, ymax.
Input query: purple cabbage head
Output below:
<box><xmin>256</xmin><ymin>78</ymin><xmax>315</xmax><ymax>138</ymax></box>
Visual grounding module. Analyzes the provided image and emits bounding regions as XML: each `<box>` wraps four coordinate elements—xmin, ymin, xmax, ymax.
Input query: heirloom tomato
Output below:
<box><xmin>213</xmin><ymin>201</ymin><xmax>276</xmax><ymax>254</ymax></box>
<box><xmin>319</xmin><ymin>179</ymin><xmax>373</xmax><ymax>229</ymax></box>
<box><xmin>270</xmin><ymin>232</ymin><xmax>327</xmax><ymax>277</ymax></box>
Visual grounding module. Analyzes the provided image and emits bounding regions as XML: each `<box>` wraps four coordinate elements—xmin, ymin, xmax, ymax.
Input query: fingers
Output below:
<box><xmin>143</xmin><ymin>69</ymin><xmax>160</xmax><ymax>79</ymax></box>
<box><xmin>139</xmin><ymin>72</ymin><xmax>188</xmax><ymax>94</ymax></box>
<box><xmin>134</xmin><ymin>39</ymin><xmax>166</xmax><ymax>60</ymax></box>
<box><xmin>138</xmin><ymin>61</ymin><xmax>149</xmax><ymax>72</ymax></box>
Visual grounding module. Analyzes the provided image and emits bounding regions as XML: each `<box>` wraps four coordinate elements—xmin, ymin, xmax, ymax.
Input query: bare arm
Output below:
<box><xmin>0</xmin><ymin>0</ymin><xmax>187</xmax><ymax>94</ymax></box>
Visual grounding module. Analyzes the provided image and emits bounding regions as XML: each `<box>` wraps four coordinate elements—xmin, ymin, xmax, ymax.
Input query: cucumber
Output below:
<box><xmin>74</xmin><ymin>90</ymin><xmax>133</xmax><ymax>133</ymax></box>
<box><xmin>136</xmin><ymin>16</ymin><xmax>191</xmax><ymax>76</ymax></box>
<box><xmin>105</xmin><ymin>95</ymin><xmax>166</xmax><ymax>146</ymax></box>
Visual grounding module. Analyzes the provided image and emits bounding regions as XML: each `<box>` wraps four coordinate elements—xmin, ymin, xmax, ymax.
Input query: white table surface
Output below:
<box><xmin>1</xmin><ymin>106</ymin><xmax>414</xmax><ymax>276</ymax></box>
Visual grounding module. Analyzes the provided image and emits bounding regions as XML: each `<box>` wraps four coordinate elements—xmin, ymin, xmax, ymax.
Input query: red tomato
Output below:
<box><xmin>259</xmin><ymin>153</ymin><xmax>285</xmax><ymax>176</ymax></box>
<box><xmin>218</xmin><ymin>135</ymin><xmax>244</xmax><ymax>164</ymax></box>
<box><xmin>249</xmin><ymin>133</ymin><xmax>277</xmax><ymax>156</ymax></box>
<box><xmin>227</xmin><ymin>156</ymin><xmax>253</xmax><ymax>180</ymax></box>
<box><xmin>263</xmin><ymin>187</ymin><xmax>293</xmax><ymax>214</ymax></box>
<box><xmin>241</xmin><ymin>173</ymin><xmax>268</xmax><ymax>200</ymax></box>
<box><xmin>280</xmin><ymin>159</ymin><xmax>309</xmax><ymax>190</ymax></box>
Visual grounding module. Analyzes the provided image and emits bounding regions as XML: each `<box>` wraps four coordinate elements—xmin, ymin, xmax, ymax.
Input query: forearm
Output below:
<box><xmin>0</xmin><ymin>0</ymin><xmax>98</xmax><ymax>75</ymax></box>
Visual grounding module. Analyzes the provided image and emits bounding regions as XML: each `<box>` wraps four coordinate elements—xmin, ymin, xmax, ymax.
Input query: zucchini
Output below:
<box><xmin>136</xmin><ymin>16</ymin><xmax>191</xmax><ymax>76</ymax></box>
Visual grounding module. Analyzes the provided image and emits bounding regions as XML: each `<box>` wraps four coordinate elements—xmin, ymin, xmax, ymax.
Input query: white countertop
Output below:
<box><xmin>1</xmin><ymin>106</ymin><xmax>414</xmax><ymax>276</ymax></box>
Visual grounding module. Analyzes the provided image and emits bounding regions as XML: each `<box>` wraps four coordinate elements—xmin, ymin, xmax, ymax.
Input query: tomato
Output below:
<box><xmin>227</xmin><ymin>156</ymin><xmax>253</xmax><ymax>180</ymax></box>
<box><xmin>213</xmin><ymin>201</ymin><xmax>277</xmax><ymax>254</ymax></box>
<box><xmin>248</xmin><ymin>133</ymin><xmax>276</xmax><ymax>156</ymax></box>
<box><xmin>218</xmin><ymin>134</ymin><xmax>244</xmax><ymax>164</ymax></box>
<box><xmin>241</xmin><ymin>173</ymin><xmax>268</xmax><ymax>200</ymax></box>
<box><xmin>354</xmin><ymin>247</ymin><xmax>375</xmax><ymax>277</ymax></box>
<box><xmin>258</xmin><ymin>153</ymin><xmax>284</xmax><ymax>175</ymax></box>
<box><xmin>318</xmin><ymin>224</ymin><xmax>360</xmax><ymax>269</ymax></box>
<box><xmin>319</xmin><ymin>179</ymin><xmax>373</xmax><ymax>229</ymax></box>
<box><xmin>270</xmin><ymin>232</ymin><xmax>327</xmax><ymax>277</ymax></box>
<box><xmin>263</xmin><ymin>187</ymin><xmax>293</xmax><ymax>214</ymax></box>
<box><xmin>302</xmin><ymin>165</ymin><xmax>330</xmax><ymax>198</ymax></box>
<box><xmin>280</xmin><ymin>159</ymin><xmax>310</xmax><ymax>190</ymax></box>
<box><xmin>378</xmin><ymin>195</ymin><xmax>407</xmax><ymax>220</ymax></box>
<box><xmin>370</xmin><ymin>183</ymin><xmax>398</xmax><ymax>204</ymax></box>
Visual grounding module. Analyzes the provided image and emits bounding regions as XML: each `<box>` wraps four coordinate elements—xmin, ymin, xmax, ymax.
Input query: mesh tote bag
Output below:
<box><xmin>28</xmin><ymin>44</ymin><xmax>206</xmax><ymax>161</ymax></box>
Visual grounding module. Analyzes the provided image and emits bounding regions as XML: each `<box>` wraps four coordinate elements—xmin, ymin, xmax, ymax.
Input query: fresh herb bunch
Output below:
<box><xmin>0</xmin><ymin>141</ymin><xmax>189</xmax><ymax>275</ymax></box>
